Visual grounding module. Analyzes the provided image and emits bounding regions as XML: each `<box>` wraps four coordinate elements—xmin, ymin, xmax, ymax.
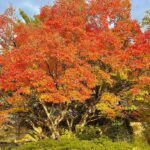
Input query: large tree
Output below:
<box><xmin>0</xmin><ymin>0</ymin><xmax>149</xmax><ymax>139</ymax></box>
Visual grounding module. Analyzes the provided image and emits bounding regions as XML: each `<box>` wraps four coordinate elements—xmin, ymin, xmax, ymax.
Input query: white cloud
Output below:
<box><xmin>22</xmin><ymin>1</ymin><xmax>40</xmax><ymax>13</ymax></box>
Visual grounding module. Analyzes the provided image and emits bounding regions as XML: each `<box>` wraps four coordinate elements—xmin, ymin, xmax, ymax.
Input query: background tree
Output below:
<box><xmin>142</xmin><ymin>10</ymin><xmax>150</xmax><ymax>29</ymax></box>
<box><xmin>0</xmin><ymin>6</ymin><xmax>16</xmax><ymax>52</ymax></box>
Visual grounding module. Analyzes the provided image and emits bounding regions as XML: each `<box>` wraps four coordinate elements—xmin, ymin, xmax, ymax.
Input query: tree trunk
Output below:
<box><xmin>67</xmin><ymin>119</ymin><xmax>74</xmax><ymax>131</ymax></box>
<box><xmin>48</xmin><ymin>125</ymin><xmax>60</xmax><ymax>139</ymax></box>
<box><xmin>79</xmin><ymin>113</ymin><xmax>88</xmax><ymax>127</ymax></box>
<box><xmin>51</xmin><ymin>130</ymin><xmax>60</xmax><ymax>139</ymax></box>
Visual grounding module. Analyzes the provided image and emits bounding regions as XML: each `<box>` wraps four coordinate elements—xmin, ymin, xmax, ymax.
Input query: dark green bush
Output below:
<box><xmin>76</xmin><ymin>125</ymin><xmax>102</xmax><ymax>140</ymax></box>
<box><xmin>103</xmin><ymin>119</ymin><xmax>133</xmax><ymax>142</ymax></box>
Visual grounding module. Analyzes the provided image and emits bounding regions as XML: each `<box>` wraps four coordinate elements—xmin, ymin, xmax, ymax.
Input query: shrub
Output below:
<box><xmin>13</xmin><ymin>137</ymin><xmax>150</xmax><ymax>150</ymax></box>
<box><xmin>76</xmin><ymin>125</ymin><xmax>102</xmax><ymax>140</ymax></box>
<box><xmin>13</xmin><ymin>138</ymin><xmax>104</xmax><ymax>150</ymax></box>
<box><xmin>103</xmin><ymin>119</ymin><xmax>133</xmax><ymax>141</ymax></box>
<box><xmin>60</xmin><ymin>130</ymin><xmax>76</xmax><ymax>140</ymax></box>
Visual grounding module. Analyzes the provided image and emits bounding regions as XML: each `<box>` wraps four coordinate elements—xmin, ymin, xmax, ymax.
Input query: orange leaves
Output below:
<box><xmin>127</xmin><ymin>29</ymin><xmax>150</xmax><ymax>70</ymax></box>
<box><xmin>114</xmin><ymin>20</ymin><xmax>141</xmax><ymax>46</ymax></box>
<box><xmin>0</xmin><ymin>112</ymin><xmax>7</xmax><ymax>125</ymax></box>
<box><xmin>96</xmin><ymin>92</ymin><xmax>122</xmax><ymax>118</ymax></box>
<box><xmin>0</xmin><ymin>0</ymin><xmax>149</xmax><ymax>123</ymax></box>
<box><xmin>58</xmin><ymin>65</ymin><xmax>96</xmax><ymax>101</ymax></box>
<box><xmin>93</xmin><ymin>66</ymin><xmax>113</xmax><ymax>85</ymax></box>
<box><xmin>17</xmin><ymin>87</ymin><xmax>31</xmax><ymax>95</ymax></box>
<box><xmin>0</xmin><ymin>1</ymin><xmax>97</xmax><ymax>106</ymax></box>
<box><xmin>100</xmin><ymin>92</ymin><xmax>120</xmax><ymax>104</ymax></box>
<box><xmin>130</xmin><ymin>88</ymin><xmax>140</xmax><ymax>95</ymax></box>
<box><xmin>40</xmin><ymin>5</ymin><xmax>52</xmax><ymax>21</ymax></box>
<box><xmin>140</xmin><ymin>76</ymin><xmax>150</xmax><ymax>86</ymax></box>
<box><xmin>40</xmin><ymin>92</ymin><xmax>67</xmax><ymax>103</ymax></box>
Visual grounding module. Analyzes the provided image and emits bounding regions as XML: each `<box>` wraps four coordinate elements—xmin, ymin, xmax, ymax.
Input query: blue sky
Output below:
<box><xmin>0</xmin><ymin>0</ymin><xmax>150</xmax><ymax>23</ymax></box>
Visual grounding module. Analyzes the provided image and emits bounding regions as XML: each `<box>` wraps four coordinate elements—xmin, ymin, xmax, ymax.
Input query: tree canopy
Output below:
<box><xmin>0</xmin><ymin>0</ymin><xmax>149</xmax><ymax>139</ymax></box>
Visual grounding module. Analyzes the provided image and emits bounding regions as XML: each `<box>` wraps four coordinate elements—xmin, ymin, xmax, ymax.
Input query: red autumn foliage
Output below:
<box><xmin>0</xmin><ymin>0</ymin><xmax>149</xmax><ymax>123</ymax></box>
